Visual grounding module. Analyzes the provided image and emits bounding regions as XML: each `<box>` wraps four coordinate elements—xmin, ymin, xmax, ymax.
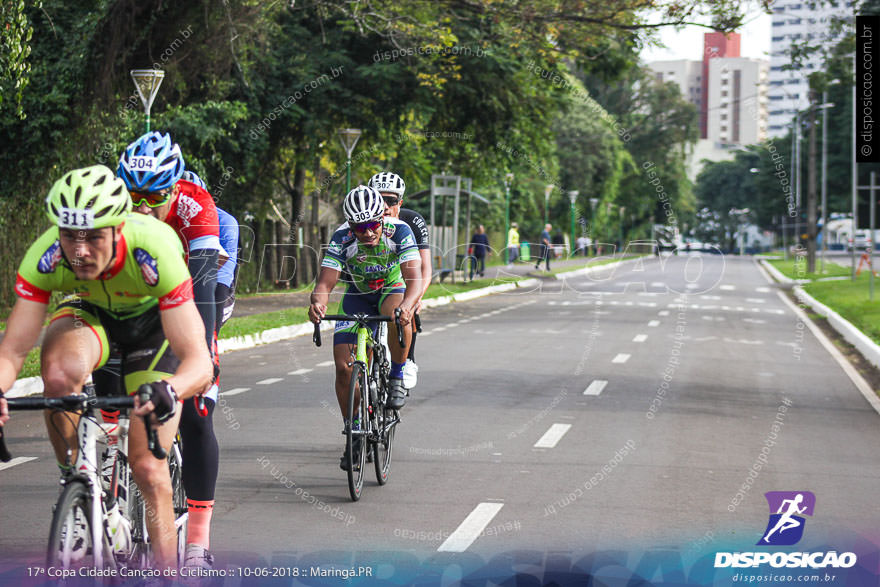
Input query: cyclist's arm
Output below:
<box><xmin>308</xmin><ymin>267</ymin><xmax>340</xmax><ymax>323</ymax></box>
<box><xmin>158</xmin><ymin>301</ymin><xmax>213</xmax><ymax>400</ymax></box>
<box><xmin>398</xmin><ymin>259</ymin><xmax>423</xmax><ymax>324</ymax></box>
<box><xmin>0</xmin><ymin>298</ymin><xmax>47</xmax><ymax>418</ymax></box>
<box><xmin>417</xmin><ymin>249</ymin><xmax>432</xmax><ymax>301</ymax></box>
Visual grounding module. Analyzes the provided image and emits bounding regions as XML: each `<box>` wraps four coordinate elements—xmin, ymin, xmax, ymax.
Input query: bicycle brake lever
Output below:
<box><xmin>195</xmin><ymin>395</ymin><xmax>208</xmax><ymax>418</ymax></box>
<box><xmin>415</xmin><ymin>314</ymin><xmax>422</xmax><ymax>333</ymax></box>
<box><xmin>313</xmin><ymin>322</ymin><xmax>322</xmax><ymax>347</ymax></box>
<box><xmin>136</xmin><ymin>384</ymin><xmax>168</xmax><ymax>460</ymax></box>
<box><xmin>394</xmin><ymin>309</ymin><xmax>404</xmax><ymax>348</ymax></box>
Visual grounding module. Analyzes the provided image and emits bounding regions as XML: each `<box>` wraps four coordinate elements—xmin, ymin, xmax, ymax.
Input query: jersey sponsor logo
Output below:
<box><xmin>356</xmin><ymin>254</ymin><xmax>368</xmax><ymax>263</ymax></box>
<box><xmin>400</xmin><ymin>235</ymin><xmax>415</xmax><ymax>248</ymax></box>
<box><xmin>176</xmin><ymin>195</ymin><xmax>204</xmax><ymax>228</ymax></box>
<box><xmin>363</xmin><ymin>263</ymin><xmax>388</xmax><ymax>273</ymax></box>
<box><xmin>383</xmin><ymin>224</ymin><xmax>395</xmax><ymax>237</ymax></box>
<box><xmin>133</xmin><ymin>248</ymin><xmax>160</xmax><ymax>286</ymax></box>
<box><xmin>15</xmin><ymin>281</ymin><xmax>34</xmax><ymax>297</ymax></box>
<box><xmin>366</xmin><ymin>278</ymin><xmax>385</xmax><ymax>291</ymax></box>
<box><xmin>328</xmin><ymin>243</ymin><xmax>342</xmax><ymax>255</ymax></box>
<box><xmin>38</xmin><ymin>241</ymin><xmax>64</xmax><ymax>274</ymax></box>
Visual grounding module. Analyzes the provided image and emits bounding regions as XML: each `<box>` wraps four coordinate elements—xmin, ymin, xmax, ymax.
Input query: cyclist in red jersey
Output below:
<box><xmin>117</xmin><ymin>131</ymin><xmax>222</xmax><ymax>571</ymax></box>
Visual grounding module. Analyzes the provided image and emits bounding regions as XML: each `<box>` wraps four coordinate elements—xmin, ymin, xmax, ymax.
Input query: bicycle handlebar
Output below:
<box><xmin>0</xmin><ymin>391</ymin><xmax>167</xmax><ymax>462</ymax></box>
<box><xmin>312</xmin><ymin>313</ymin><xmax>405</xmax><ymax>348</ymax></box>
<box><xmin>136</xmin><ymin>385</ymin><xmax>167</xmax><ymax>460</ymax></box>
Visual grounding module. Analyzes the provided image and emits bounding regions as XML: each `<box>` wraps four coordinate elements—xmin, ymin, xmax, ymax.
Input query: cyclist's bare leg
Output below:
<box><xmin>40</xmin><ymin>315</ymin><xmax>102</xmax><ymax>465</ymax></box>
<box><xmin>128</xmin><ymin>409</ymin><xmax>183</xmax><ymax>570</ymax></box>
<box><xmin>333</xmin><ymin>343</ymin><xmax>355</xmax><ymax>417</ymax></box>
<box><xmin>381</xmin><ymin>294</ymin><xmax>410</xmax><ymax>363</ymax></box>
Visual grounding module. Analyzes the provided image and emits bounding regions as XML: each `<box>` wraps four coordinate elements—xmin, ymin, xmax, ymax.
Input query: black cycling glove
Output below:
<box><xmin>145</xmin><ymin>381</ymin><xmax>178</xmax><ymax>423</ymax></box>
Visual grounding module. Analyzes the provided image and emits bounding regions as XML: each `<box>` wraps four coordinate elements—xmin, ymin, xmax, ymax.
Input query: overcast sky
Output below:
<box><xmin>640</xmin><ymin>8</ymin><xmax>772</xmax><ymax>63</ymax></box>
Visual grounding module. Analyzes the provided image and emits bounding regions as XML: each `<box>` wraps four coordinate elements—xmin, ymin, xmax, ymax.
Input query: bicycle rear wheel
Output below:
<box><xmin>47</xmin><ymin>480</ymin><xmax>110</xmax><ymax>570</ymax></box>
<box><xmin>346</xmin><ymin>362</ymin><xmax>368</xmax><ymax>501</ymax></box>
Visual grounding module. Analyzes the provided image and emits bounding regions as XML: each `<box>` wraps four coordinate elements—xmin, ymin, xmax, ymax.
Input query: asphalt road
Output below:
<box><xmin>2</xmin><ymin>254</ymin><xmax>879</xmax><ymax>583</ymax></box>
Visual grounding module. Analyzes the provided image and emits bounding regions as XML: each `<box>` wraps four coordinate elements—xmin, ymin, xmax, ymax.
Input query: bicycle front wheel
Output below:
<box><xmin>168</xmin><ymin>437</ymin><xmax>187</xmax><ymax>566</ymax></box>
<box><xmin>373</xmin><ymin>404</ymin><xmax>395</xmax><ymax>485</ymax></box>
<box><xmin>47</xmin><ymin>480</ymin><xmax>108</xmax><ymax>570</ymax></box>
<box><xmin>346</xmin><ymin>362</ymin><xmax>368</xmax><ymax>501</ymax></box>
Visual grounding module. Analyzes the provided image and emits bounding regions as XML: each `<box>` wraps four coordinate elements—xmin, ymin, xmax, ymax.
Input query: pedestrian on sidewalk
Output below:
<box><xmin>535</xmin><ymin>223</ymin><xmax>552</xmax><ymax>271</ymax></box>
<box><xmin>507</xmin><ymin>223</ymin><xmax>520</xmax><ymax>265</ymax></box>
<box><xmin>468</xmin><ymin>224</ymin><xmax>489</xmax><ymax>280</ymax></box>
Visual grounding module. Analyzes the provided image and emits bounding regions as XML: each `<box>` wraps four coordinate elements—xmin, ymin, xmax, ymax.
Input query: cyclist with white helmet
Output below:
<box><xmin>308</xmin><ymin>185</ymin><xmax>422</xmax><ymax>469</ymax></box>
<box><xmin>0</xmin><ymin>165</ymin><xmax>213</xmax><ymax>570</ymax></box>
<box><xmin>368</xmin><ymin>171</ymin><xmax>432</xmax><ymax>389</ymax></box>
<box><xmin>117</xmin><ymin>133</ymin><xmax>223</xmax><ymax>570</ymax></box>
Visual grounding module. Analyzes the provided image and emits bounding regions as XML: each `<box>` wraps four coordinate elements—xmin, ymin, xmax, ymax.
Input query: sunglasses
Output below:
<box><xmin>382</xmin><ymin>195</ymin><xmax>400</xmax><ymax>206</ymax></box>
<box><xmin>351</xmin><ymin>220</ymin><xmax>383</xmax><ymax>233</ymax></box>
<box><xmin>130</xmin><ymin>189</ymin><xmax>172</xmax><ymax>208</ymax></box>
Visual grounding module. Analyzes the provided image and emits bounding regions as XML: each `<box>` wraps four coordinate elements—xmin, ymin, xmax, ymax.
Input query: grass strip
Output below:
<box><xmin>767</xmin><ymin>258</ymin><xmax>851</xmax><ymax>280</ymax></box>
<box><xmin>803</xmin><ymin>274</ymin><xmax>880</xmax><ymax>345</ymax></box>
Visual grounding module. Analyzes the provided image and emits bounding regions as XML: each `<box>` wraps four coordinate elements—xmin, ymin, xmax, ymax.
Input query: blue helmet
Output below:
<box><xmin>117</xmin><ymin>131</ymin><xmax>185</xmax><ymax>192</ymax></box>
<box><xmin>182</xmin><ymin>170</ymin><xmax>207</xmax><ymax>190</ymax></box>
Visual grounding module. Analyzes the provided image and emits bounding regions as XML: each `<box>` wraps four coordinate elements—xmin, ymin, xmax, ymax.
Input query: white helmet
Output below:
<box><xmin>343</xmin><ymin>185</ymin><xmax>385</xmax><ymax>223</ymax></box>
<box><xmin>368</xmin><ymin>171</ymin><xmax>405</xmax><ymax>197</ymax></box>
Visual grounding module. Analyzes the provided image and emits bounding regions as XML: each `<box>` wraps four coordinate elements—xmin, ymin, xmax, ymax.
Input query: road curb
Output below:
<box><xmin>791</xmin><ymin>285</ymin><xmax>880</xmax><ymax>371</ymax></box>
<box><xmin>759</xmin><ymin>259</ymin><xmax>793</xmax><ymax>285</ymax></box>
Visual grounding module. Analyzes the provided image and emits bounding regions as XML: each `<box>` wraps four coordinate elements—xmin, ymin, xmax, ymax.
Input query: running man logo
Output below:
<box><xmin>758</xmin><ymin>491</ymin><xmax>815</xmax><ymax>546</ymax></box>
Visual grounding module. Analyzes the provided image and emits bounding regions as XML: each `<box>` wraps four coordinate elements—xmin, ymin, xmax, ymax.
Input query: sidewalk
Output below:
<box><xmin>231</xmin><ymin>254</ymin><xmax>595</xmax><ymax>317</ymax></box>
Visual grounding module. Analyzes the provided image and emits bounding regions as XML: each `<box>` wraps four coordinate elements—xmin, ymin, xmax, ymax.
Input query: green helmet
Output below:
<box><xmin>46</xmin><ymin>165</ymin><xmax>132</xmax><ymax>229</ymax></box>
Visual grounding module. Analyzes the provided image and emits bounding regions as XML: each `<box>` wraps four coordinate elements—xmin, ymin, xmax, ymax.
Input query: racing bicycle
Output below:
<box><xmin>313</xmin><ymin>311</ymin><xmax>404</xmax><ymax>501</ymax></box>
<box><xmin>0</xmin><ymin>382</ymin><xmax>186</xmax><ymax>571</ymax></box>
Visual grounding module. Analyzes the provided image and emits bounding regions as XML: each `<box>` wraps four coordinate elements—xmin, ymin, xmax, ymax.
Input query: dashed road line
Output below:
<box><xmin>256</xmin><ymin>378</ymin><xmax>283</xmax><ymax>385</ymax></box>
<box><xmin>219</xmin><ymin>387</ymin><xmax>251</xmax><ymax>397</ymax></box>
<box><xmin>584</xmin><ymin>380</ymin><xmax>608</xmax><ymax>396</ymax></box>
<box><xmin>438</xmin><ymin>502</ymin><xmax>505</xmax><ymax>553</ymax></box>
<box><xmin>612</xmin><ymin>353</ymin><xmax>631</xmax><ymax>364</ymax></box>
<box><xmin>0</xmin><ymin>457</ymin><xmax>37</xmax><ymax>471</ymax></box>
<box><xmin>316</xmin><ymin>361</ymin><xmax>335</xmax><ymax>367</ymax></box>
<box><xmin>658</xmin><ymin>310</ymin><xmax>670</xmax><ymax>316</ymax></box>
<box><xmin>720</xmin><ymin>285</ymin><xmax>736</xmax><ymax>290</ymax></box>
<box><xmin>533</xmin><ymin>424</ymin><xmax>572</xmax><ymax>448</ymax></box>
<box><xmin>648</xmin><ymin>320</ymin><xmax>661</xmax><ymax>327</ymax></box>
<box><xmin>633</xmin><ymin>334</ymin><xmax>648</xmax><ymax>342</ymax></box>
<box><xmin>288</xmin><ymin>368</ymin><xmax>313</xmax><ymax>376</ymax></box>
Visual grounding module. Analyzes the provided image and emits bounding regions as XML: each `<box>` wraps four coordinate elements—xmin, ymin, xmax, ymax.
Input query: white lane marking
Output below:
<box><xmin>633</xmin><ymin>334</ymin><xmax>648</xmax><ymax>342</ymax></box>
<box><xmin>612</xmin><ymin>353</ymin><xmax>631</xmax><ymax>364</ymax></box>
<box><xmin>658</xmin><ymin>310</ymin><xmax>670</xmax><ymax>316</ymax></box>
<box><xmin>720</xmin><ymin>285</ymin><xmax>736</xmax><ymax>290</ymax></box>
<box><xmin>258</xmin><ymin>361</ymin><xmax>268</xmax><ymax>366</ymax></box>
<box><xmin>756</xmin><ymin>287</ymin><xmax>771</xmax><ymax>293</ymax></box>
<box><xmin>638</xmin><ymin>302</ymin><xmax>658</xmax><ymax>307</ymax></box>
<box><xmin>584</xmin><ymin>380</ymin><xmax>608</xmax><ymax>396</ymax></box>
<box><xmin>0</xmin><ymin>457</ymin><xmax>37</xmax><ymax>472</ymax></box>
<box><xmin>686</xmin><ymin>283</ymin><xmax>699</xmax><ymax>289</ymax></box>
<box><xmin>648</xmin><ymin>320</ymin><xmax>661</xmax><ymax>327</ymax></box>
<box><xmin>316</xmin><ymin>361</ymin><xmax>335</xmax><ymax>367</ymax></box>
<box><xmin>433</xmin><ymin>327</ymin><xmax>447</xmax><ymax>333</ymax></box>
<box><xmin>420</xmin><ymin>332</ymin><xmax>432</xmax><ymax>337</ymax></box>
<box><xmin>533</xmin><ymin>424</ymin><xmax>572</xmax><ymax>448</ymax></box>
<box><xmin>219</xmin><ymin>387</ymin><xmax>251</xmax><ymax>397</ymax></box>
<box><xmin>651</xmin><ymin>282</ymin><xmax>665</xmax><ymax>287</ymax></box>
<box><xmin>746</xmin><ymin>298</ymin><xmax>766</xmax><ymax>304</ymax></box>
<box><xmin>438</xmin><ymin>503</ymin><xmax>505</xmax><ymax>553</ymax></box>
<box><xmin>256</xmin><ymin>378</ymin><xmax>283</xmax><ymax>385</ymax></box>
<box><xmin>446</xmin><ymin>323</ymin><xmax>459</xmax><ymax>328</ymax></box>
<box><xmin>288</xmin><ymin>368</ymin><xmax>313</xmax><ymax>376</ymax></box>
<box><xmin>743</xmin><ymin>318</ymin><xmax>767</xmax><ymax>324</ymax></box>
<box><xmin>701</xmin><ymin>295</ymin><xmax>722</xmax><ymax>300</ymax></box>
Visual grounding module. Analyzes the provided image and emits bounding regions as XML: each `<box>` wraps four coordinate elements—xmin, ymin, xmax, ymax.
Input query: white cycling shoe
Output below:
<box><xmin>403</xmin><ymin>360</ymin><xmax>418</xmax><ymax>389</ymax></box>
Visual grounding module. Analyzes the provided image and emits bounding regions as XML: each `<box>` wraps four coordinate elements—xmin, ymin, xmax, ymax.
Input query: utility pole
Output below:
<box><xmin>807</xmin><ymin>89</ymin><xmax>818</xmax><ymax>273</ymax></box>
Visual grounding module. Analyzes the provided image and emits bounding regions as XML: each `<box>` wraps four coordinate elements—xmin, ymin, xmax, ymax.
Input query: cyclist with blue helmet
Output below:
<box><xmin>117</xmin><ymin>132</ymin><xmax>223</xmax><ymax>570</ymax></box>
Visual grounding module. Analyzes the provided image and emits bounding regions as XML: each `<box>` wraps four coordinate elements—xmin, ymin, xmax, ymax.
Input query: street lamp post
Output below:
<box><xmin>504</xmin><ymin>173</ymin><xmax>514</xmax><ymax>264</ymax></box>
<box><xmin>568</xmin><ymin>191</ymin><xmax>579</xmax><ymax>255</ymax></box>
<box><xmin>618</xmin><ymin>206</ymin><xmax>626</xmax><ymax>252</ymax></box>
<box><xmin>589</xmin><ymin>198</ymin><xmax>599</xmax><ymax>254</ymax></box>
<box><xmin>731</xmin><ymin>208</ymin><xmax>751</xmax><ymax>256</ymax></box>
<box><xmin>544</xmin><ymin>185</ymin><xmax>554</xmax><ymax>226</ymax></box>
<box><xmin>338</xmin><ymin>128</ymin><xmax>362</xmax><ymax>194</ymax></box>
<box><xmin>130</xmin><ymin>69</ymin><xmax>165</xmax><ymax>133</ymax></box>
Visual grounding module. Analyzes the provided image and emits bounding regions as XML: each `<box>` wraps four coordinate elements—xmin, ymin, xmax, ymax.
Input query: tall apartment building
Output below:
<box><xmin>768</xmin><ymin>1</ymin><xmax>853</xmax><ymax>136</ymax></box>
<box><xmin>647</xmin><ymin>32</ymin><xmax>768</xmax><ymax>178</ymax></box>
